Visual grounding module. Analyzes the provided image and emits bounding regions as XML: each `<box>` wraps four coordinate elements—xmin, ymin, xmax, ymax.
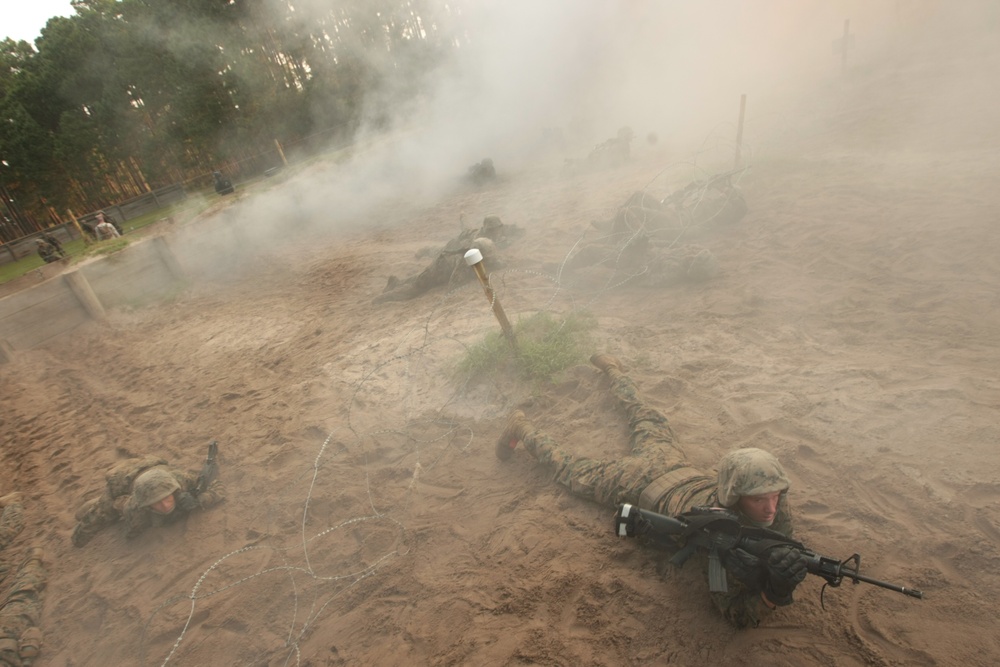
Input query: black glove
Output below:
<box><xmin>176</xmin><ymin>491</ymin><xmax>200</xmax><ymax>513</ymax></box>
<box><xmin>723</xmin><ymin>548</ymin><xmax>766</xmax><ymax>591</ymax></box>
<box><xmin>763</xmin><ymin>547</ymin><xmax>808</xmax><ymax>606</ymax></box>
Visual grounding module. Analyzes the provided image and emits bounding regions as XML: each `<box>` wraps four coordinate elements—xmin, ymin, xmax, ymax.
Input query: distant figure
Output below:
<box><xmin>110</xmin><ymin>216</ymin><xmax>123</xmax><ymax>235</ymax></box>
<box><xmin>606</xmin><ymin>171</ymin><xmax>748</xmax><ymax>238</ymax></box>
<box><xmin>374</xmin><ymin>215</ymin><xmax>524</xmax><ymax>304</ymax></box>
<box><xmin>556</xmin><ymin>232</ymin><xmax>720</xmax><ymax>289</ymax></box>
<box><xmin>587</xmin><ymin>126</ymin><xmax>634</xmax><ymax>167</ymax></box>
<box><xmin>94</xmin><ymin>214</ymin><xmax>121</xmax><ymax>241</ymax></box>
<box><xmin>40</xmin><ymin>231</ymin><xmax>66</xmax><ymax>257</ymax></box>
<box><xmin>79</xmin><ymin>221</ymin><xmax>97</xmax><ymax>241</ymax></box>
<box><xmin>35</xmin><ymin>239</ymin><xmax>60</xmax><ymax>263</ymax></box>
<box><xmin>466</xmin><ymin>158</ymin><xmax>497</xmax><ymax>186</ymax></box>
<box><xmin>213</xmin><ymin>171</ymin><xmax>234</xmax><ymax>195</ymax></box>
<box><xmin>564</xmin><ymin>126</ymin><xmax>635</xmax><ymax>173</ymax></box>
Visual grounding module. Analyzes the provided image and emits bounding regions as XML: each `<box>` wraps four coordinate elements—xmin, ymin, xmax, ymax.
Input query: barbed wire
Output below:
<box><xmin>140</xmin><ymin>141</ymin><xmax>755</xmax><ymax>666</ymax></box>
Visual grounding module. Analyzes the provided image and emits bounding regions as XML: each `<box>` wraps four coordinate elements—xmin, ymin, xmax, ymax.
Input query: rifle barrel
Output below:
<box><xmin>839</xmin><ymin>568</ymin><xmax>924</xmax><ymax>599</ymax></box>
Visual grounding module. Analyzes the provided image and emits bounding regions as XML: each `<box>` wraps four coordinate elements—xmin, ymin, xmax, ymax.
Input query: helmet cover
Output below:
<box><xmin>716</xmin><ymin>448</ymin><xmax>789</xmax><ymax>507</ymax></box>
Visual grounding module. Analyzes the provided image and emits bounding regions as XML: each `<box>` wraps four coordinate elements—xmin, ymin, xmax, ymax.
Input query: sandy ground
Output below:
<box><xmin>3</xmin><ymin>12</ymin><xmax>1000</xmax><ymax>667</ymax></box>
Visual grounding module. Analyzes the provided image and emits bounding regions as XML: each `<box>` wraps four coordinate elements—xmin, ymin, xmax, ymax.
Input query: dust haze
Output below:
<box><xmin>8</xmin><ymin>1</ymin><xmax>1000</xmax><ymax>666</ymax></box>
<box><xmin>168</xmin><ymin>0</ymin><xmax>1000</xmax><ymax>282</ymax></box>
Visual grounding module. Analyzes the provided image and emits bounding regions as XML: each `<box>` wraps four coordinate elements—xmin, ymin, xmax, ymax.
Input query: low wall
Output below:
<box><xmin>0</xmin><ymin>236</ymin><xmax>186</xmax><ymax>360</ymax></box>
<box><xmin>0</xmin><ymin>180</ymin><xmax>306</xmax><ymax>363</ymax></box>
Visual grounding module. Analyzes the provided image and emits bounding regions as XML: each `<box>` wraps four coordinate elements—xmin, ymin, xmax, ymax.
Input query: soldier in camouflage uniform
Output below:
<box><xmin>495</xmin><ymin>354</ymin><xmax>807</xmax><ymax>628</ymax></box>
<box><xmin>71</xmin><ymin>453</ymin><xmax>225</xmax><ymax>548</ymax></box>
<box><xmin>0</xmin><ymin>493</ymin><xmax>45</xmax><ymax>667</ymax></box>
<box><xmin>558</xmin><ymin>231</ymin><xmax>720</xmax><ymax>288</ymax></box>
<box><xmin>34</xmin><ymin>240</ymin><xmax>59</xmax><ymax>264</ymax></box>
<box><xmin>607</xmin><ymin>176</ymin><xmax>748</xmax><ymax>239</ymax></box>
<box><xmin>374</xmin><ymin>215</ymin><xmax>524</xmax><ymax>304</ymax></box>
<box><xmin>587</xmin><ymin>126</ymin><xmax>634</xmax><ymax>167</ymax></box>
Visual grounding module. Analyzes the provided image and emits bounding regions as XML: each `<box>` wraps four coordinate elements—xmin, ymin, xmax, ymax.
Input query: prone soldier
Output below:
<box><xmin>0</xmin><ymin>492</ymin><xmax>45</xmax><ymax>667</ymax></box>
<box><xmin>496</xmin><ymin>354</ymin><xmax>807</xmax><ymax>628</ymax></box>
<box><xmin>71</xmin><ymin>444</ymin><xmax>224</xmax><ymax>548</ymax></box>
<box><xmin>374</xmin><ymin>215</ymin><xmax>523</xmax><ymax>304</ymax></box>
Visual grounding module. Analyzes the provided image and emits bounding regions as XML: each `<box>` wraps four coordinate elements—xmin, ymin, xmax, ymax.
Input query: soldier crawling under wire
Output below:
<box><xmin>552</xmin><ymin>170</ymin><xmax>748</xmax><ymax>289</ymax></box>
<box><xmin>71</xmin><ymin>443</ymin><xmax>223</xmax><ymax>548</ymax></box>
<box><xmin>374</xmin><ymin>215</ymin><xmax>524</xmax><ymax>304</ymax></box>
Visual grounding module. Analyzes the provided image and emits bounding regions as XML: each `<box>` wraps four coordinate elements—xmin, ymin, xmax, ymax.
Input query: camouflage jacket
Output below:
<box><xmin>101</xmin><ymin>457</ymin><xmax>225</xmax><ymax>539</ymax></box>
<box><xmin>122</xmin><ymin>466</ymin><xmax>225</xmax><ymax>538</ymax></box>
<box><xmin>0</xmin><ymin>502</ymin><xmax>25</xmax><ymax>583</ymax></box>
<box><xmin>642</xmin><ymin>472</ymin><xmax>795</xmax><ymax>629</ymax></box>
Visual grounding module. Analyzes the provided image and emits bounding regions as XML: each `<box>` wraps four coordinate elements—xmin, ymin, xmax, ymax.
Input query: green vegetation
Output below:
<box><xmin>0</xmin><ymin>196</ymin><xmax>219</xmax><ymax>285</ymax></box>
<box><xmin>0</xmin><ymin>1</ymin><xmax>455</xmax><ymax>240</ymax></box>
<box><xmin>89</xmin><ymin>238</ymin><xmax>130</xmax><ymax>256</ymax></box>
<box><xmin>0</xmin><ymin>251</ymin><xmax>53</xmax><ymax>282</ymax></box>
<box><xmin>457</xmin><ymin>311</ymin><xmax>597</xmax><ymax>385</ymax></box>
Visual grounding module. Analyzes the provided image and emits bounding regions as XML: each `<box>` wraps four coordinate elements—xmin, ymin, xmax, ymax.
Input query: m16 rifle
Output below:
<box><xmin>614</xmin><ymin>504</ymin><xmax>923</xmax><ymax>607</ymax></box>
<box><xmin>194</xmin><ymin>441</ymin><xmax>219</xmax><ymax>497</ymax></box>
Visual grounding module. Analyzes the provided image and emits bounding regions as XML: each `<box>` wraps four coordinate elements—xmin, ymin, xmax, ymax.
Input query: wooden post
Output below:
<box><xmin>66</xmin><ymin>208</ymin><xmax>91</xmax><ymax>246</ymax></box>
<box><xmin>464</xmin><ymin>248</ymin><xmax>518</xmax><ymax>353</ymax></box>
<box><xmin>734</xmin><ymin>93</ymin><xmax>747</xmax><ymax>170</ymax></box>
<box><xmin>274</xmin><ymin>139</ymin><xmax>289</xmax><ymax>167</ymax></box>
<box><xmin>64</xmin><ymin>271</ymin><xmax>106</xmax><ymax>321</ymax></box>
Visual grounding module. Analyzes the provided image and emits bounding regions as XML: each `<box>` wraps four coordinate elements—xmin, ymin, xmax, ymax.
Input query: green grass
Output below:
<box><xmin>0</xmin><ymin>198</ymin><xmax>218</xmax><ymax>285</ymax></box>
<box><xmin>456</xmin><ymin>311</ymin><xmax>596</xmax><ymax>384</ymax></box>
<box><xmin>89</xmin><ymin>238</ymin><xmax>131</xmax><ymax>256</ymax></box>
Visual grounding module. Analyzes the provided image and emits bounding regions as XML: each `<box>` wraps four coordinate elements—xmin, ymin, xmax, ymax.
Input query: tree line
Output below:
<box><xmin>0</xmin><ymin>0</ymin><xmax>457</xmax><ymax>242</ymax></box>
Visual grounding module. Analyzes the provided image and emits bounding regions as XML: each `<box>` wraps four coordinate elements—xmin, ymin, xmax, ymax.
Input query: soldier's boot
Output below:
<box><xmin>0</xmin><ymin>637</ymin><xmax>19</xmax><ymax>666</ymax></box>
<box><xmin>19</xmin><ymin>627</ymin><xmax>42</xmax><ymax>666</ymax></box>
<box><xmin>590</xmin><ymin>353</ymin><xmax>623</xmax><ymax>377</ymax></box>
<box><xmin>495</xmin><ymin>410</ymin><xmax>533</xmax><ymax>461</ymax></box>
<box><xmin>22</xmin><ymin>547</ymin><xmax>43</xmax><ymax>567</ymax></box>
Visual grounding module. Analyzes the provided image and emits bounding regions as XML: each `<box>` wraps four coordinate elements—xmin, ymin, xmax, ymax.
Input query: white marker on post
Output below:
<box><xmin>465</xmin><ymin>248</ymin><xmax>518</xmax><ymax>352</ymax></box>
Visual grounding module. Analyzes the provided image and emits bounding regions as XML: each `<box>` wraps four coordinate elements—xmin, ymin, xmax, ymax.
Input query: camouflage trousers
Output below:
<box><xmin>521</xmin><ymin>370</ymin><xmax>697</xmax><ymax>509</ymax></box>
<box><xmin>0</xmin><ymin>506</ymin><xmax>24</xmax><ymax>560</ymax></box>
<box><xmin>71</xmin><ymin>493</ymin><xmax>122</xmax><ymax>548</ymax></box>
<box><xmin>0</xmin><ymin>552</ymin><xmax>44</xmax><ymax>667</ymax></box>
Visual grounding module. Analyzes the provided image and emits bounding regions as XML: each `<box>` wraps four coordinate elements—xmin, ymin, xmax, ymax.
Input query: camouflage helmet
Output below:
<box><xmin>716</xmin><ymin>448</ymin><xmax>789</xmax><ymax>508</ymax></box>
<box><xmin>482</xmin><ymin>215</ymin><xmax>503</xmax><ymax>231</ymax></box>
<box><xmin>131</xmin><ymin>467</ymin><xmax>180</xmax><ymax>507</ymax></box>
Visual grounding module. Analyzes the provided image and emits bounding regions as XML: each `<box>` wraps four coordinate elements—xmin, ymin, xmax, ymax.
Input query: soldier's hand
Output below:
<box><xmin>723</xmin><ymin>548</ymin><xmax>766</xmax><ymax>590</ymax></box>
<box><xmin>176</xmin><ymin>492</ymin><xmax>200</xmax><ymax>513</ymax></box>
<box><xmin>763</xmin><ymin>546</ymin><xmax>808</xmax><ymax>606</ymax></box>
